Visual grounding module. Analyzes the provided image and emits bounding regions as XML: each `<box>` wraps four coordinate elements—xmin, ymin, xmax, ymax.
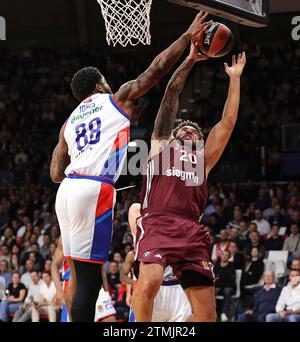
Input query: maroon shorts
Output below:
<box><xmin>135</xmin><ymin>210</ymin><xmax>214</xmax><ymax>280</ymax></box>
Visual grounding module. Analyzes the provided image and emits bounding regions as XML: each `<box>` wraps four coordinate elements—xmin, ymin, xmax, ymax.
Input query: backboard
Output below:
<box><xmin>167</xmin><ymin>0</ymin><xmax>269</xmax><ymax>27</ymax></box>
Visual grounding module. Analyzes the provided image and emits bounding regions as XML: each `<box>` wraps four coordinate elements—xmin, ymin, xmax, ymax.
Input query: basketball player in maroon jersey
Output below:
<box><xmin>132</xmin><ymin>42</ymin><xmax>246</xmax><ymax>321</ymax></box>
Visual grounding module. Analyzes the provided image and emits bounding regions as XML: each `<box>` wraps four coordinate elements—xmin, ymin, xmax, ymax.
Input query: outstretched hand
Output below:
<box><xmin>224</xmin><ymin>52</ymin><xmax>246</xmax><ymax>79</ymax></box>
<box><xmin>186</xmin><ymin>11</ymin><xmax>210</xmax><ymax>38</ymax></box>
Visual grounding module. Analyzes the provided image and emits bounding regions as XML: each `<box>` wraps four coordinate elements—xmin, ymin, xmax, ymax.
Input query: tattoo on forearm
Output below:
<box><xmin>153</xmin><ymin>58</ymin><xmax>195</xmax><ymax>138</ymax></box>
<box><xmin>50</xmin><ymin>146</ymin><xmax>69</xmax><ymax>181</ymax></box>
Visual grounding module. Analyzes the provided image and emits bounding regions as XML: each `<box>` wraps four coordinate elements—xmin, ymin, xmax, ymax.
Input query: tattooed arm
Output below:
<box><xmin>114</xmin><ymin>12</ymin><xmax>210</xmax><ymax>117</ymax></box>
<box><xmin>50</xmin><ymin>124</ymin><xmax>70</xmax><ymax>183</ymax></box>
<box><xmin>150</xmin><ymin>44</ymin><xmax>207</xmax><ymax>156</ymax></box>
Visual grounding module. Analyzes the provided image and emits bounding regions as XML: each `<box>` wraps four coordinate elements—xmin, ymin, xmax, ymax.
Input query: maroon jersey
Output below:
<box><xmin>140</xmin><ymin>139</ymin><xmax>208</xmax><ymax>220</ymax></box>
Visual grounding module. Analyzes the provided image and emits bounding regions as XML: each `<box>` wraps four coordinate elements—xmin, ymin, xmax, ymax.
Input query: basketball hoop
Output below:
<box><xmin>97</xmin><ymin>0</ymin><xmax>153</xmax><ymax>47</ymax></box>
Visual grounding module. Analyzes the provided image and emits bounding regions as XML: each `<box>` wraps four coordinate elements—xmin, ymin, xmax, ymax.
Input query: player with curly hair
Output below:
<box><xmin>132</xmin><ymin>41</ymin><xmax>246</xmax><ymax>322</ymax></box>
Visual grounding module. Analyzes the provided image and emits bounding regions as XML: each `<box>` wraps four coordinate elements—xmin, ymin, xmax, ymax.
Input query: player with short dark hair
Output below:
<box><xmin>51</xmin><ymin>11</ymin><xmax>210</xmax><ymax>322</ymax></box>
<box><xmin>132</xmin><ymin>42</ymin><xmax>246</xmax><ymax>321</ymax></box>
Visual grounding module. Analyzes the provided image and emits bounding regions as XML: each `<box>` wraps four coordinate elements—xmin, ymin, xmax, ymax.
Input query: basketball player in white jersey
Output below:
<box><xmin>50</xmin><ymin>11</ymin><xmax>210</xmax><ymax>321</ymax></box>
<box><xmin>123</xmin><ymin>203</ymin><xmax>192</xmax><ymax>322</ymax></box>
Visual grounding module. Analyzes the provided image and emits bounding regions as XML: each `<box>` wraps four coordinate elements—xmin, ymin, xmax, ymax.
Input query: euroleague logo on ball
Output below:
<box><xmin>203</xmin><ymin>23</ymin><xmax>217</xmax><ymax>47</ymax></box>
<box><xmin>197</xmin><ymin>22</ymin><xmax>233</xmax><ymax>58</ymax></box>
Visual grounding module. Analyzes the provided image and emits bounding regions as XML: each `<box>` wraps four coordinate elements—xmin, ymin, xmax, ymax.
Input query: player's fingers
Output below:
<box><xmin>232</xmin><ymin>55</ymin><xmax>236</xmax><ymax>65</ymax></box>
<box><xmin>200</xmin><ymin>12</ymin><xmax>208</xmax><ymax>22</ymax></box>
<box><xmin>224</xmin><ymin>62</ymin><xmax>228</xmax><ymax>70</ymax></box>
<box><xmin>238</xmin><ymin>53</ymin><xmax>242</xmax><ymax>62</ymax></box>
<box><xmin>204</xmin><ymin>20</ymin><xmax>213</xmax><ymax>26</ymax></box>
<box><xmin>242</xmin><ymin>51</ymin><xmax>247</xmax><ymax>64</ymax></box>
<box><xmin>197</xmin><ymin>10</ymin><xmax>203</xmax><ymax>19</ymax></box>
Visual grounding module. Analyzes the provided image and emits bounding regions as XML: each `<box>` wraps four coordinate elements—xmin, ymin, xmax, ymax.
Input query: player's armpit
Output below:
<box><xmin>50</xmin><ymin>124</ymin><xmax>70</xmax><ymax>183</ymax></box>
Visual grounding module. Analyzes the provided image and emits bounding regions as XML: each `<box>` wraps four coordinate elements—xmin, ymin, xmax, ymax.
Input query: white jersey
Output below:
<box><xmin>64</xmin><ymin>93</ymin><xmax>130</xmax><ymax>183</ymax></box>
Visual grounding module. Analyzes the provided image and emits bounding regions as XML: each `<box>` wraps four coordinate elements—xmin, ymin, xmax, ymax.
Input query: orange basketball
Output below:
<box><xmin>195</xmin><ymin>22</ymin><xmax>234</xmax><ymax>58</ymax></box>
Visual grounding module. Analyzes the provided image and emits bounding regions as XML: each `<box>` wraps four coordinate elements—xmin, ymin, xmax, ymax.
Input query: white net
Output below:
<box><xmin>97</xmin><ymin>0</ymin><xmax>153</xmax><ymax>47</ymax></box>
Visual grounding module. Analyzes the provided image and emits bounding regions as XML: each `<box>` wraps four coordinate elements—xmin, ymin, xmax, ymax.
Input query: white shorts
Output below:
<box><xmin>129</xmin><ymin>282</ymin><xmax>192</xmax><ymax>322</ymax></box>
<box><xmin>55</xmin><ymin>175</ymin><xmax>115</xmax><ymax>263</ymax></box>
<box><xmin>152</xmin><ymin>283</ymin><xmax>192</xmax><ymax>322</ymax></box>
<box><xmin>94</xmin><ymin>288</ymin><xmax>116</xmax><ymax>322</ymax></box>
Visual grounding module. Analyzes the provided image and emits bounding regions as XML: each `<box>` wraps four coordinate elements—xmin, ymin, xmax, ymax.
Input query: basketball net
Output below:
<box><xmin>97</xmin><ymin>0</ymin><xmax>153</xmax><ymax>47</ymax></box>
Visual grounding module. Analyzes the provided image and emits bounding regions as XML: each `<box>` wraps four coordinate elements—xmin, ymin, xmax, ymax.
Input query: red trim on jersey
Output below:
<box><xmin>95</xmin><ymin>183</ymin><xmax>114</xmax><ymax>219</ymax></box>
<box><xmin>66</xmin><ymin>256</ymin><xmax>105</xmax><ymax>264</ymax></box>
<box><xmin>111</xmin><ymin>127</ymin><xmax>130</xmax><ymax>153</ymax></box>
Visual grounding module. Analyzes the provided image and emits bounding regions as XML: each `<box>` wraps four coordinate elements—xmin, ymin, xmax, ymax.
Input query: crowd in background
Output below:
<box><xmin>0</xmin><ymin>40</ymin><xmax>300</xmax><ymax>322</ymax></box>
<box><xmin>1</xmin><ymin>180</ymin><xmax>300</xmax><ymax>322</ymax></box>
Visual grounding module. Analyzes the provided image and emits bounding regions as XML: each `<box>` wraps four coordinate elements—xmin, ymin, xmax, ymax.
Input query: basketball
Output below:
<box><xmin>195</xmin><ymin>22</ymin><xmax>234</xmax><ymax>58</ymax></box>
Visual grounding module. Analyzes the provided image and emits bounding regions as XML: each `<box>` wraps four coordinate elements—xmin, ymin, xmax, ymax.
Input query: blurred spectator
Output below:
<box><xmin>10</xmin><ymin>254</ymin><xmax>20</xmax><ymax>272</ymax></box>
<box><xmin>122</xmin><ymin>233</ymin><xmax>134</xmax><ymax>246</ymax></box>
<box><xmin>43</xmin><ymin>259</ymin><xmax>52</xmax><ymax>273</ymax></box>
<box><xmin>214</xmin><ymin>250</ymin><xmax>236</xmax><ymax>322</ymax></box>
<box><xmin>237</xmin><ymin>221</ymin><xmax>249</xmax><ymax>250</ymax></box>
<box><xmin>228</xmin><ymin>241</ymin><xmax>245</xmax><ymax>270</ymax></box>
<box><xmin>39</xmin><ymin>234</ymin><xmax>51</xmax><ymax>259</ymax></box>
<box><xmin>21</xmin><ymin>243</ymin><xmax>44</xmax><ymax>271</ymax></box>
<box><xmin>242</xmin><ymin>247</ymin><xmax>265</xmax><ymax>287</ymax></box>
<box><xmin>112</xmin><ymin>252</ymin><xmax>123</xmax><ymax>265</ymax></box>
<box><xmin>0</xmin><ymin>260</ymin><xmax>11</xmax><ymax>288</ymax></box>
<box><xmin>20</xmin><ymin>259</ymin><xmax>34</xmax><ymax>289</ymax></box>
<box><xmin>265</xmin><ymin>224</ymin><xmax>284</xmax><ymax>251</ymax></box>
<box><xmin>238</xmin><ymin>271</ymin><xmax>281</xmax><ymax>322</ymax></box>
<box><xmin>266</xmin><ymin>270</ymin><xmax>300</xmax><ymax>322</ymax></box>
<box><xmin>13</xmin><ymin>270</ymin><xmax>42</xmax><ymax>322</ymax></box>
<box><xmin>0</xmin><ymin>271</ymin><xmax>26</xmax><ymax>322</ymax></box>
<box><xmin>283</xmin><ymin>224</ymin><xmax>300</xmax><ymax>260</ymax></box>
<box><xmin>263</xmin><ymin>198</ymin><xmax>280</xmax><ymax>220</ymax></box>
<box><xmin>249</xmin><ymin>222</ymin><xmax>258</xmax><ymax>234</ymax></box>
<box><xmin>0</xmin><ymin>245</ymin><xmax>11</xmax><ymax>264</ymax></box>
<box><xmin>268</xmin><ymin>205</ymin><xmax>287</xmax><ymax>227</ymax></box>
<box><xmin>0</xmin><ymin>228</ymin><xmax>16</xmax><ymax>249</ymax></box>
<box><xmin>107</xmin><ymin>261</ymin><xmax>121</xmax><ymax>293</ymax></box>
<box><xmin>228</xmin><ymin>207</ymin><xmax>244</xmax><ymax>230</ymax></box>
<box><xmin>252</xmin><ymin>209</ymin><xmax>271</xmax><ymax>236</ymax></box>
<box><xmin>47</xmin><ymin>242</ymin><xmax>57</xmax><ymax>260</ymax></box>
<box><xmin>112</xmin><ymin>221</ymin><xmax>130</xmax><ymax>251</ymax></box>
<box><xmin>31</xmin><ymin>271</ymin><xmax>56</xmax><ymax>322</ymax></box>
<box><xmin>211</xmin><ymin>229</ymin><xmax>229</xmax><ymax>263</ymax></box>
<box><xmin>123</xmin><ymin>243</ymin><xmax>133</xmax><ymax>256</ymax></box>
<box><xmin>291</xmin><ymin>259</ymin><xmax>300</xmax><ymax>272</ymax></box>
<box><xmin>244</xmin><ymin>231</ymin><xmax>266</xmax><ymax>260</ymax></box>
<box><xmin>278</xmin><ymin>258</ymin><xmax>300</xmax><ymax>286</ymax></box>
<box><xmin>112</xmin><ymin>252</ymin><xmax>124</xmax><ymax>272</ymax></box>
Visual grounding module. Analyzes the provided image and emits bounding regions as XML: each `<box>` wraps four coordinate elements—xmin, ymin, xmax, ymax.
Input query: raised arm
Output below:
<box><xmin>50</xmin><ymin>124</ymin><xmax>70</xmax><ymax>183</ymax></box>
<box><xmin>205</xmin><ymin>52</ymin><xmax>246</xmax><ymax>176</ymax></box>
<box><xmin>152</xmin><ymin>43</ymin><xmax>208</xmax><ymax>141</ymax></box>
<box><xmin>114</xmin><ymin>12</ymin><xmax>210</xmax><ymax>113</ymax></box>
